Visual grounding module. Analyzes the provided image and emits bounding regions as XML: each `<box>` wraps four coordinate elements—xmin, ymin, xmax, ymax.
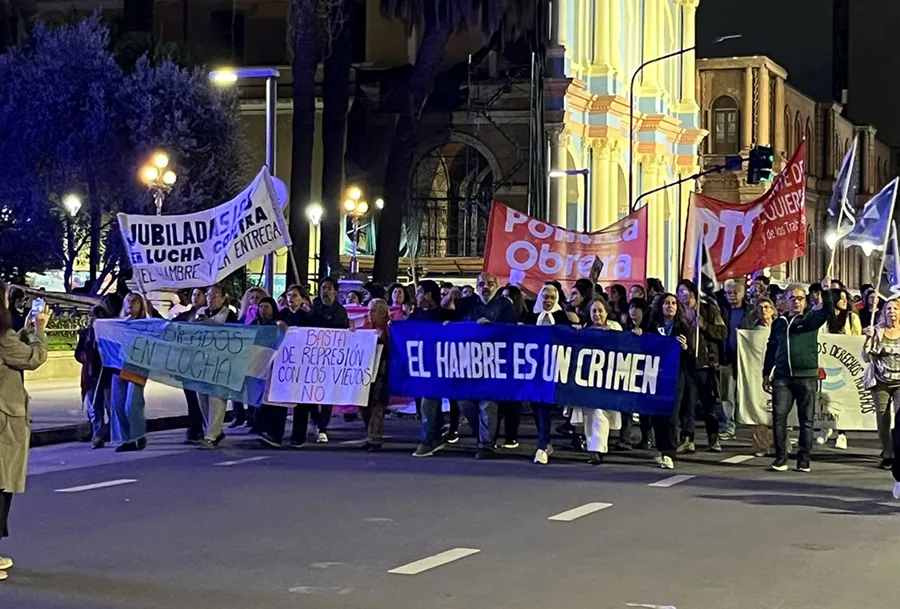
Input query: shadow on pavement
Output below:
<box><xmin>696</xmin><ymin>491</ymin><xmax>900</xmax><ymax>516</ymax></box>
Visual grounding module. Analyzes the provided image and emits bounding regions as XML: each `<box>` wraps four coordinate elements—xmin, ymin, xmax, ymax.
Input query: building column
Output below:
<box><xmin>549</xmin><ymin>126</ymin><xmax>570</xmax><ymax>227</ymax></box>
<box><xmin>643</xmin><ymin>0</ymin><xmax>661</xmax><ymax>90</ymax></box>
<box><xmin>591</xmin><ymin>138</ymin><xmax>612</xmax><ymax>230</ymax></box>
<box><xmin>742</xmin><ymin>67</ymin><xmax>753</xmax><ymax>150</ymax></box>
<box><xmin>678</xmin><ymin>0</ymin><xmax>699</xmax><ymax>110</ymax></box>
<box><xmin>758</xmin><ymin>67</ymin><xmax>770</xmax><ymax>146</ymax></box>
<box><xmin>774</xmin><ymin>76</ymin><xmax>785</xmax><ymax>157</ymax></box>
<box><xmin>641</xmin><ymin>154</ymin><xmax>665</xmax><ymax>280</ymax></box>
<box><xmin>590</xmin><ymin>0</ymin><xmax>612</xmax><ymax>78</ymax></box>
<box><xmin>550</xmin><ymin>0</ymin><xmax>563</xmax><ymax>46</ymax></box>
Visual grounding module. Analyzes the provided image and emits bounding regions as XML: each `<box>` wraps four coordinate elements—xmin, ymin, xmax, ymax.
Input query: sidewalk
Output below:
<box><xmin>26</xmin><ymin>379</ymin><xmax>188</xmax><ymax>430</ymax></box>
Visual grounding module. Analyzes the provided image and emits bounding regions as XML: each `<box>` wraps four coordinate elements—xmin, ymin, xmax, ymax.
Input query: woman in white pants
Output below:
<box><xmin>582</xmin><ymin>298</ymin><xmax>622</xmax><ymax>465</ymax></box>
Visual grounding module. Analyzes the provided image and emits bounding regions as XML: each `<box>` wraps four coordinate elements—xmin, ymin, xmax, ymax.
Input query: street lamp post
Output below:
<box><xmin>549</xmin><ymin>168</ymin><xmax>590</xmax><ymax>230</ymax></box>
<box><xmin>306</xmin><ymin>202</ymin><xmax>324</xmax><ymax>281</ymax></box>
<box><xmin>628</xmin><ymin>34</ymin><xmax>741</xmax><ymax>211</ymax></box>
<box><xmin>139</xmin><ymin>152</ymin><xmax>177</xmax><ymax>215</ymax></box>
<box><xmin>343</xmin><ymin>186</ymin><xmax>370</xmax><ymax>276</ymax></box>
<box><xmin>61</xmin><ymin>194</ymin><xmax>82</xmax><ymax>292</ymax></box>
<box><xmin>210</xmin><ymin>67</ymin><xmax>280</xmax><ymax>294</ymax></box>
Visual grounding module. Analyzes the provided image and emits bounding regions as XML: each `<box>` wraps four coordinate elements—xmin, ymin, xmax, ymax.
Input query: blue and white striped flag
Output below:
<box><xmin>828</xmin><ymin>135</ymin><xmax>858</xmax><ymax>238</ymax></box>
<box><xmin>843</xmin><ymin>177</ymin><xmax>899</xmax><ymax>252</ymax></box>
<box><xmin>94</xmin><ymin>319</ymin><xmax>283</xmax><ymax>406</ymax></box>
<box><xmin>878</xmin><ymin>222</ymin><xmax>900</xmax><ymax>302</ymax></box>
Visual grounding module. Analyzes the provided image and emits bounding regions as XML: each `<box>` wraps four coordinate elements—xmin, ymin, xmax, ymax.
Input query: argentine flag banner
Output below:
<box><xmin>94</xmin><ymin>319</ymin><xmax>283</xmax><ymax>406</ymax></box>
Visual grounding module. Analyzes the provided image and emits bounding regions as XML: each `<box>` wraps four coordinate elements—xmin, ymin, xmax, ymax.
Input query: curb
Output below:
<box><xmin>31</xmin><ymin>415</ymin><xmax>192</xmax><ymax>448</ymax></box>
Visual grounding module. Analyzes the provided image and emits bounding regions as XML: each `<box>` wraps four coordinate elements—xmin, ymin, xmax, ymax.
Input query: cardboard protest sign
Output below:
<box><xmin>267</xmin><ymin>328</ymin><xmax>380</xmax><ymax>407</ymax></box>
<box><xmin>94</xmin><ymin>319</ymin><xmax>283</xmax><ymax>406</ymax></box>
<box><xmin>682</xmin><ymin>142</ymin><xmax>807</xmax><ymax>280</ymax></box>
<box><xmin>119</xmin><ymin>168</ymin><xmax>291</xmax><ymax>291</ymax></box>
<box><xmin>389</xmin><ymin>321</ymin><xmax>680</xmax><ymax>415</ymax></box>
<box><xmin>482</xmin><ymin>202</ymin><xmax>648</xmax><ymax>293</ymax></box>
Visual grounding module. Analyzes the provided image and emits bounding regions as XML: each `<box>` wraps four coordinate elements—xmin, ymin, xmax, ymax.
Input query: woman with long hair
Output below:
<box><xmin>568</xmin><ymin>278</ymin><xmax>594</xmax><ymax>327</ymax></box>
<box><xmin>647</xmin><ymin>293</ymin><xmax>693</xmax><ymax>469</ymax></box>
<box><xmin>232</xmin><ymin>287</ymin><xmax>269</xmax><ymax>429</ymax></box>
<box><xmin>862</xmin><ymin>299</ymin><xmax>900</xmax><ymax>478</ymax></box>
<box><xmin>361</xmin><ymin>299</ymin><xmax>391</xmax><ymax>452</ymax></box>
<box><xmin>111</xmin><ymin>293</ymin><xmax>149</xmax><ymax>453</ymax></box>
<box><xmin>581</xmin><ymin>298</ymin><xmax>623</xmax><ymax>465</ymax></box>
<box><xmin>0</xmin><ymin>281</ymin><xmax>50</xmax><ymax>580</ymax></box>
<box><xmin>821</xmin><ymin>288</ymin><xmax>862</xmax><ymax>449</ymax></box>
<box><xmin>860</xmin><ymin>288</ymin><xmax>881</xmax><ymax>328</ymax></box>
<box><xmin>525</xmin><ymin>283</ymin><xmax>572</xmax><ymax>464</ymax></box>
<box><xmin>501</xmin><ymin>284</ymin><xmax>528</xmax><ymax>324</ymax></box>
<box><xmin>608</xmin><ymin>283</ymin><xmax>629</xmax><ymax>326</ymax></box>
<box><xmin>625</xmin><ymin>296</ymin><xmax>653</xmax><ymax>448</ymax></box>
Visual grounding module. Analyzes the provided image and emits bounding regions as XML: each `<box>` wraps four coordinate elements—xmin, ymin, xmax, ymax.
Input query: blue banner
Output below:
<box><xmin>95</xmin><ymin>319</ymin><xmax>284</xmax><ymax>406</ymax></box>
<box><xmin>388</xmin><ymin>322</ymin><xmax>681</xmax><ymax>415</ymax></box>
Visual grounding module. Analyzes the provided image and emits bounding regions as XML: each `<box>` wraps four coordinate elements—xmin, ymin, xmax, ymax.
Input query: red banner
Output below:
<box><xmin>482</xmin><ymin>202</ymin><xmax>648</xmax><ymax>293</ymax></box>
<box><xmin>682</xmin><ymin>142</ymin><xmax>807</xmax><ymax>280</ymax></box>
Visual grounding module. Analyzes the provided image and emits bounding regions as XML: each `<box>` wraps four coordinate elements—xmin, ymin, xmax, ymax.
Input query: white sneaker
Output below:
<box><xmin>534</xmin><ymin>449</ymin><xmax>549</xmax><ymax>465</ymax></box>
<box><xmin>893</xmin><ymin>482</ymin><xmax>900</xmax><ymax>500</ymax></box>
<box><xmin>660</xmin><ymin>456</ymin><xmax>675</xmax><ymax>470</ymax></box>
<box><xmin>653</xmin><ymin>453</ymin><xmax>665</xmax><ymax>466</ymax></box>
<box><xmin>816</xmin><ymin>429</ymin><xmax>833</xmax><ymax>445</ymax></box>
<box><xmin>0</xmin><ymin>557</ymin><xmax>12</xmax><ymax>570</ymax></box>
<box><xmin>0</xmin><ymin>570</ymin><xmax>6</xmax><ymax>581</ymax></box>
<box><xmin>835</xmin><ymin>433</ymin><xmax>848</xmax><ymax>450</ymax></box>
<box><xmin>545</xmin><ymin>444</ymin><xmax>554</xmax><ymax>457</ymax></box>
<box><xmin>317</xmin><ymin>432</ymin><xmax>329</xmax><ymax>444</ymax></box>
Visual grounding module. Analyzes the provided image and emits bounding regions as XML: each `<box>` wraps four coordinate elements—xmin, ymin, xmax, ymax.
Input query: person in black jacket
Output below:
<box><xmin>763</xmin><ymin>277</ymin><xmax>833</xmax><ymax>472</ymax></box>
<box><xmin>309</xmin><ymin>277</ymin><xmax>349</xmax><ymax>439</ymax></box>
<box><xmin>410</xmin><ymin>280</ymin><xmax>457</xmax><ymax>457</ymax></box>
<box><xmin>648</xmin><ymin>293</ymin><xmax>693</xmax><ymax>470</ymax></box>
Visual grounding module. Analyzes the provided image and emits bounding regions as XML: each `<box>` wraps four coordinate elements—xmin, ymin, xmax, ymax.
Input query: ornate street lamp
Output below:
<box><xmin>139</xmin><ymin>152</ymin><xmax>177</xmax><ymax>215</ymax></box>
<box><xmin>343</xmin><ymin>186</ymin><xmax>370</xmax><ymax>276</ymax></box>
<box><xmin>306</xmin><ymin>202</ymin><xmax>324</xmax><ymax>280</ymax></box>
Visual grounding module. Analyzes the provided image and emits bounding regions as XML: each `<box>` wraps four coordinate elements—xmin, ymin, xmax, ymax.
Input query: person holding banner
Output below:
<box><xmin>861</xmin><ymin>299</ymin><xmax>900</xmax><ymax>472</ymax></box>
<box><xmin>581</xmin><ymin>298</ymin><xmax>622</xmax><ymax>465</ymax></box>
<box><xmin>308</xmin><ymin>278</ymin><xmax>350</xmax><ymax>441</ymax></box>
<box><xmin>567</xmin><ymin>279</ymin><xmax>595</xmax><ymax>327</ymax></box>
<box><xmin>446</xmin><ymin>272</ymin><xmax>517</xmax><ymax>460</ymax></box>
<box><xmin>762</xmin><ymin>278</ymin><xmax>833</xmax><ymax>473</ymax></box>
<box><xmin>194</xmin><ymin>285</ymin><xmax>238</xmax><ymax>450</ymax></box>
<box><xmin>231</xmin><ymin>287</ymin><xmax>269</xmax><ymax>430</ymax></box>
<box><xmin>748</xmin><ymin>297</ymin><xmax>777</xmax><ymax>457</ymax></box>
<box><xmin>525</xmin><ymin>283</ymin><xmax>573</xmax><ymax>464</ymax></box>
<box><xmin>410</xmin><ymin>280</ymin><xmax>457</xmax><ymax>457</ymax></box>
<box><xmin>174</xmin><ymin>287</ymin><xmax>208</xmax><ymax>443</ymax></box>
<box><xmin>361</xmin><ymin>299</ymin><xmax>391</xmax><ymax>452</ymax></box>
<box><xmin>111</xmin><ymin>293</ymin><xmax>150</xmax><ymax>453</ymax></box>
<box><xmin>648</xmin><ymin>294</ymin><xmax>692</xmax><ymax>470</ymax></box>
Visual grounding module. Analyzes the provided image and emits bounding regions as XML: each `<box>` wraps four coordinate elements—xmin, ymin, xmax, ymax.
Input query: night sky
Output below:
<box><xmin>697</xmin><ymin>0</ymin><xmax>900</xmax><ymax>146</ymax></box>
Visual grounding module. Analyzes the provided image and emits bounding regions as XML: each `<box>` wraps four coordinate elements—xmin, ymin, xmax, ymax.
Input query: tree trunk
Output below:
<box><xmin>287</xmin><ymin>0</ymin><xmax>318</xmax><ymax>285</ymax></box>
<box><xmin>88</xmin><ymin>180</ymin><xmax>100</xmax><ymax>283</ymax></box>
<box><xmin>319</xmin><ymin>0</ymin><xmax>353</xmax><ymax>279</ymax></box>
<box><xmin>373</xmin><ymin>23</ymin><xmax>453</xmax><ymax>284</ymax></box>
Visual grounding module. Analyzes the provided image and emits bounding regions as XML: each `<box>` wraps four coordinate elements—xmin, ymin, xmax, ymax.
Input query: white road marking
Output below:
<box><xmin>55</xmin><ymin>479</ymin><xmax>137</xmax><ymax>493</ymax></box>
<box><xmin>548</xmin><ymin>502</ymin><xmax>613</xmax><ymax>522</ymax></box>
<box><xmin>311</xmin><ymin>562</ymin><xmax>348</xmax><ymax>569</ymax></box>
<box><xmin>341</xmin><ymin>438</ymin><xmax>368</xmax><ymax>445</ymax></box>
<box><xmin>721</xmin><ymin>454</ymin><xmax>755</xmax><ymax>465</ymax></box>
<box><xmin>648</xmin><ymin>475</ymin><xmax>695</xmax><ymax>488</ymax></box>
<box><xmin>388</xmin><ymin>548</ymin><xmax>481</xmax><ymax>575</ymax></box>
<box><xmin>625</xmin><ymin>604</ymin><xmax>677</xmax><ymax>609</ymax></box>
<box><xmin>363</xmin><ymin>517</ymin><xmax>395</xmax><ymax>523</ymax></box>
<box><xmin>288</xmin><ymin>586</ymin><xmax>353</xmax><ymax>595</ymax></box>
<box><xmin>214</xmin><ymin>456</ymin><xmax>270</xmax><ymax>467</ymax></box>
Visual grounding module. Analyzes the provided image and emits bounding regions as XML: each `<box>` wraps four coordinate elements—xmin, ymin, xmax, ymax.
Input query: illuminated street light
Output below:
<box><xmin>306</xmin><ymin>202</ymin><xmax>324</xmax><ymax>279</ymax></box>
<box><xmin>62</xmin><ymin>194</ymin><xmax>82</xmax><ymax>217</ymax></box>
<box><xmin>825</xmin><ymin>232</ymin><xmax>839</xmax><ymax>249</ymax></box>
<box><xmin>209</xmin><ymin>66</ymin><xmax>281</xmax><ymax>293</ymax></box>
<box><xmin>344</xmin><ymin>186</ymin><xmax>373</xmax><ymax>276</ymax></box>
<box><xmin>305</xmin><ymin>202</ymin><xmax>324</xmax><ymax>227</ymax></box>
<box><xmin>375</xmin><ymin>198</ymin><xmax>385</xmax><ymax>210</ymax></box>
<box><xmin>140</xmin><ymin>151</ymin><xmax>177</xmax><ymax>215</ymax></box>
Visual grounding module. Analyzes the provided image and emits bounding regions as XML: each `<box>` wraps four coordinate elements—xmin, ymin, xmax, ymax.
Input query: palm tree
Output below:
<box><xmin>372</xmin><ymin>0</ymin><xmax>535</xmax><ymax>283</ymax></box>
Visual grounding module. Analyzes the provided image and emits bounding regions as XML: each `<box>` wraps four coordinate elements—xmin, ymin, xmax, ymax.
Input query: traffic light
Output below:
<box><xmin>747</xmin><ymin>145</ymin><xmax>775</xmax><ymax>184</ymax></box>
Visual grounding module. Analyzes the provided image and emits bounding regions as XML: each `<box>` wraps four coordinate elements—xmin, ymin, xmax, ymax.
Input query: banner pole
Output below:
<box><xmin>870</xmin><ymin>178</ymin><xmax>899</xmax><ymax>328</ymax></box>
<box><xmin>826</xmin><ymin>196</ymin><xmax>845</xmax><ymax>278</ymax></box>
<box><xmin>287</xmin><ymin>248</ymin><xmax>302</xmax><ymax>287</ymax></box>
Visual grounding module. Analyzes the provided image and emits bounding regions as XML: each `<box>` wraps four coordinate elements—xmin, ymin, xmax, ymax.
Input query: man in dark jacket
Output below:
<box><xmin>763</xmin><ymin>277</ymin><xmax>833</xmax><ymax>472</ymax></box>
<box><xmin>307</xmin><ymin>277</ymin><xmax>349</xmax><ymax>441</ymax></box>
<box><xmin>442</xmin><ymin>272</ymin><xmax>515</xmax><ymax>459</ymax></box>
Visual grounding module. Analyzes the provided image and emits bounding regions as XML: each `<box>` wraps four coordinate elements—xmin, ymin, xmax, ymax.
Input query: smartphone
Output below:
<box><xmin>30</xmin><ymin>297</ymin><xmax>45</xmax><ymax>319</ymax></box>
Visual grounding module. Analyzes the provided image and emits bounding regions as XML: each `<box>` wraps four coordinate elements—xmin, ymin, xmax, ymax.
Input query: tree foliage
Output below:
<box><xmin>0</xmin><ymin>15</ymin><xmax>250</xmax><ymax>287</ymax></box>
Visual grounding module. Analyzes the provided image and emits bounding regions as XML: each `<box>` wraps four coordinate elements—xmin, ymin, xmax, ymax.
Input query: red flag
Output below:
<box><xmin>483</xmin><ymin>201</ymin><xmax>648</xmax><ymax>294</ymax></box>
<box><xmin>682</xmin><ymin>142</ymin><xmax>807</xmax><ymax>280</ymax></box>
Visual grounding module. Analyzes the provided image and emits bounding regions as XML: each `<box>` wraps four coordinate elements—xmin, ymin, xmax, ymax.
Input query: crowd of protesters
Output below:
<box><xmin>7</xmin><ymin>271</ymin><xmax>900</xmax><ymax>494</ymax></box>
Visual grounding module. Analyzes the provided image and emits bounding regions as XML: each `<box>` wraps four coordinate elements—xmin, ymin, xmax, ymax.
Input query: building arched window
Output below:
<box><xmin>805</xmin><ymin>118</ymin><xmax>813</xmax><ymax>168</ymax></box>
<box><xmin>712</xmin><ymin>96</ymin><xmax>739</xmax><ymax>154</ymax></box>
<box><xmin>793</xmin><ymin>112</ymin><xmax>802</xmax><ymax>154</ymax></box>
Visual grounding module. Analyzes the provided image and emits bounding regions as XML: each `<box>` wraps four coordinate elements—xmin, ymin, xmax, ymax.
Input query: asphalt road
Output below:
<box><xmin>2</xmin><ymin>419</ymin><xmax>899</xmax><ymax>609</ymax></box>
